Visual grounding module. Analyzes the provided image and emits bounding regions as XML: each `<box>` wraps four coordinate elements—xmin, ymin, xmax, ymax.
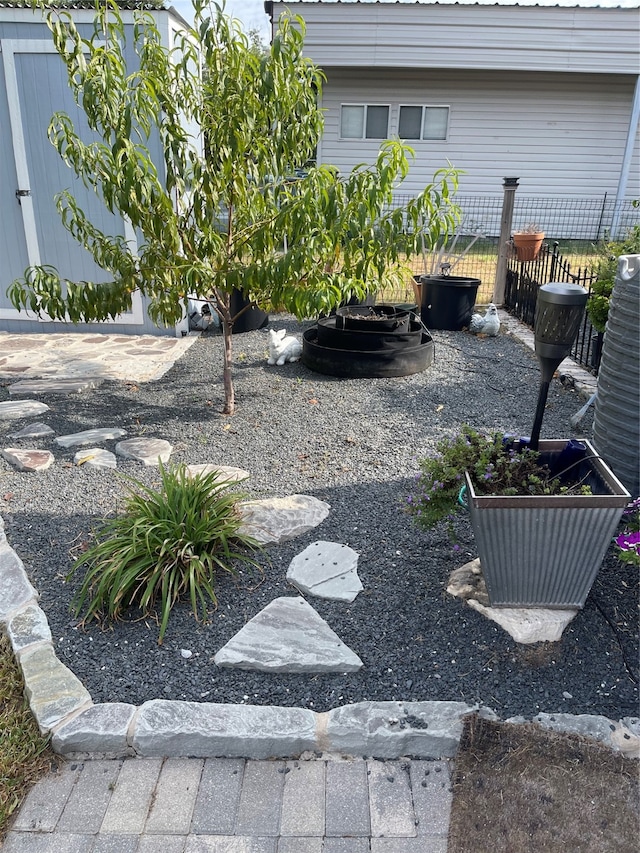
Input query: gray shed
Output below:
<box><xmin>0</xmin><ymin>1</ymin><xmax>191</xmax><ymax>337</ymax></box>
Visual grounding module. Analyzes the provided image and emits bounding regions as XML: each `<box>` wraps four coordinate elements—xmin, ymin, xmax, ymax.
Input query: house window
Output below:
<box><xmin>398</xmin><ymin>105</ymin><xmax>449</xmax><ymax>140</ymax></box>
<box><xmin>341</xmin><ymin>104</ymin><xmax>390</xmax><ymax>139</ymax></box>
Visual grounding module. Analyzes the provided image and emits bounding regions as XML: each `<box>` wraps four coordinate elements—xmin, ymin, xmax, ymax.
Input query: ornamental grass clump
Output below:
<box><xmin>408</xmin><ymin>426</ymin><xmax>590</xmax><ymax>529</ymax></box>
<box><xmin>67</xmin><ymin>463</ymin><xmax>262</xmax><ymax>644</ymax></box>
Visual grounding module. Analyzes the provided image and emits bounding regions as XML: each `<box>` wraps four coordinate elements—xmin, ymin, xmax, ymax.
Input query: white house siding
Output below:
<box><xmin>271</xmin><ymin>2</ymin><xmax>640</xmax><ymax>202</ymax></box>
<box><xmin>0</xmin><ymin>7</ymin><xmax>189</xmax><ymax>337</ymax></box>
<box><xmin>319</xmin><ymin>67</ymin><xmax>640</xmax><ymax>199</ymax></box>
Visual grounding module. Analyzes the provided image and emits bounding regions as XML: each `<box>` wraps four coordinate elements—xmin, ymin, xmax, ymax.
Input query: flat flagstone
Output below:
<box><xmin>0</xmin><ymin>400</ymin><xmax>50</xmax><ymax>420</ymax></box>
<box><xmin>287</xmin><ymin>541</ymin><xmax>363</xmax><ymax>602</ymax></box>
<box><xmin>56</xmin><ymin>427</ymin><xmax>126</xmax><ymax>448</ymax></box>
<box><xmin>187</xmin><ymin>463</ymin><xmax>250</xmax><ymax>484</ymax></box>
<box><xmin>447</xmin><ymin>559</ymin><xmax>578</xmax><ymax>643</ymax></box>
<box><xmin>238</xmin><ymin>495</ymin><xmax>330</xmax><ymax>544</ymax></box>
<box><xmin>74</xmin><ymin>447</ymin><xmax>117</xmax><ymax>469</ymax></box>
<box><xmin>7</xmin><ymin>422</ymin><xmax>55</xmax><ymax>438</ymax></box>
<box><xmin>214</xmin><ymin>596</ymin><xmax>363</xmax><ymax>673</ymax></box>
<box><xmin>8</xmin><ymin>377</ymin><xmax>104</xmax><ymax>396</ymax></box>
<box><xmin>115</xmin><ymin>437</ymin><xmax>172</xmax><ymax>466</ymax></box>
<box><xmin>1</xmin><ymin>447</ymin><xmax>54</xmax><ymax>472</ymax></box>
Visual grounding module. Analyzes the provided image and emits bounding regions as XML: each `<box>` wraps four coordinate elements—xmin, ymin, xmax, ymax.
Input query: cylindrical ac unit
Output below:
<box><xmin>593</xmin><ymin>254</ymin><xmax>640</xmax><ymax>496</ymax></box>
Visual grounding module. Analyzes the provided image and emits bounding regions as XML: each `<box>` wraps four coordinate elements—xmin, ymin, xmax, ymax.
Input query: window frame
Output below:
<box><xmin>398</xmin><ymin>104</ymin><xmax>450</xmax><ymax>141</ymax></box>
<box><xmin>340</xmin><ymin>103</ymin><xmax>391</xmax><ymax>140</ymax></box>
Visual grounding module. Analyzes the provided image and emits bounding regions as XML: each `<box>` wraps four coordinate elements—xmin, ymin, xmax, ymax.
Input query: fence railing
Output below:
<box><xmin>504</xmin><ymin>242</ymin><xmax>602</xmax><ymax>373</ymax></box>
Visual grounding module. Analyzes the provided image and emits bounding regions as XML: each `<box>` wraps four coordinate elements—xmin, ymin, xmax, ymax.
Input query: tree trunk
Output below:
<box><xmin>214</xmin><ymin>290</ymin><xmax>235</xmax><ymax>416</ymax></box>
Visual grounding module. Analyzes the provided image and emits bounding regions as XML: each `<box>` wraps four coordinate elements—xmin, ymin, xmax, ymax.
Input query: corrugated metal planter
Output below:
<box><xmin>465</xmin><ymin>439</ymin><xmax>630</xmax><ymax>608</ymax></box>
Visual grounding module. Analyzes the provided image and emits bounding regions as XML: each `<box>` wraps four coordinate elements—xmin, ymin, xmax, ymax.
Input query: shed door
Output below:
<box><xmin>0</xmin><ymin>39</ymin><xmax>142</xmax><ymax>323</ymax></box>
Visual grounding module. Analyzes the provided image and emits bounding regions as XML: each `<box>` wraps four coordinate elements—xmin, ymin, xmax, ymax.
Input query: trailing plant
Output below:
<box><xmin>67</xmin><ymin>463</ymin><xmax>262</xmax><ymax>644</ymax></box>
<box><xmin>586</xmin><ymin>225</ymin><xmax>640</xmax><ymax>333</ymax></box>
<box><xmin>9</xmin><ymin>0</ymin><xmax>460</xmax><ymax>414</ymax></box>
<box><xmin>614</xmin><ymin>497</ymin><xmax>640</xmax><ymax>567</ymax></box>
<box><xmin>408</xmin><ymin>426</ymin><xmax>592</xmax><ymax>529</ymax></box>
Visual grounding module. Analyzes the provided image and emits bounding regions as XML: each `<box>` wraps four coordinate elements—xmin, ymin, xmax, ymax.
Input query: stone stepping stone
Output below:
<box><xmin>186</xmin><ymin>464</ymin><xmax>250</xmax><ymax>484</ymax></box>
<box><xmin>447</xmin><ymin>559</ymin><xmax>577</xmax><ymax>644</ymax></box>
<box><xmin>74</xmin><ymin>448</ymin><xmax>117</xmax><ymax>469</ymax></box>
<box><xmin>0</xmin><ymin>400</ymin><xmax>49</xmax><ymax>421</ymax></box>
<box><xmin>56</xmin><ymin>427</ymin><xmax>126</xmax><ymax>449</ymax></box>
<box><xmin>214</xmin><ymin>596</ymin><xmax>363</xmax><ymax>673</ymax></box>
<box><xmin>287</xmin><ymin>541</ymin><xmax>363</xmax><ymax>602</ymax></box>
<box><xmin>7</xmin><ymin>422</ymin><xmax>55</xmax><ymax>439</ymax></box>
<box><xmin>238</xmin><ymin>495</ymin><xmax>330</xmax><ymax>545</ymax></box>
<box><xmin>1</xmin><ymin>448</ymin><xmax>54</xmax><ymax>472</ymax></box>
<box><xmin>8</xmin><ymin>377</ymin><xmax>104</xmax><ymax>396</ymax></box>
<box><xmin>115</xmin><ymin>437</ymin><xmax>172</xmax><ymax>466</ymax></box>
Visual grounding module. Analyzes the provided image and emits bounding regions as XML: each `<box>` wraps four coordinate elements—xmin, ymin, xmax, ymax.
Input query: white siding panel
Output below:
<box><xmin>319</xmin><ymin>69</ymin><xmax>640</xmax><ymax>198</ymax></box>
<box><xmin>274</xmin><ymin>3</ymin><xmax>640</xmax><ymax>75</ymax></box>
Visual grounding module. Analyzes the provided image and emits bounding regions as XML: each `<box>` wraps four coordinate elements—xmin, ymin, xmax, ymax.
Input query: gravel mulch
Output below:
<box><xmin>0</xmin><ymin>315</ymin><xmax>637</xmax><ymax>720</ymax></box>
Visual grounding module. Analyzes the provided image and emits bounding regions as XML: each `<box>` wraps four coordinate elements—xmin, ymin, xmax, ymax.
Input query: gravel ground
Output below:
<box><xmin>1</xmin><ymin>315</ymin><xmax>637</xmax><ymax>720</ymax></box>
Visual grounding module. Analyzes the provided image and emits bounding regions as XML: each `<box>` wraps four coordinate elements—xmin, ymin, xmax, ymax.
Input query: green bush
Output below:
<box><xmin>586</xmin><ymin>225</ymin><xmax>640</xmax><ymax>334</ymax></box>
<box><xmin>408</xmin><ymin>426</ymin><xmax>591</xmax><ymax>530</ymax></box>
<box><xmin>67</xmin><ymin>463</ymin><xmax>262</xmax><ymax>644</ymax></box>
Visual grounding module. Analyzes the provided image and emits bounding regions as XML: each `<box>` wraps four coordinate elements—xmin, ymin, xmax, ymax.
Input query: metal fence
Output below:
<box><xmin>504</xmin><ymin>242</ymin><xmax>603</xmax><ymax>373</ymax></box>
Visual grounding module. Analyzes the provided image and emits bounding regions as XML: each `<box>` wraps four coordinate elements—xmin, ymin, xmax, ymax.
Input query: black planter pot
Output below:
<box><xmin>419</xmin><ymin>274</ymin><xmax>481</xmax><ymax>331</ymax></box>
<box><xmin>317</xmin><ymin>316</ymin><xmax>423</xmax><ymax>352</ymax></box>
<box><xmin>229</xmin><ymin>288</ymin><xmax>269</xmax><ymax>334</ymax></box>
<box><xmin>302</xmin><ymin>326</ymin><xmax>434</xmax><ymax>378</ymax></box>
<box><xmin>335</xmin><ymin>304</ymin><xmax>411</xmax><ymax>333</ymax></box>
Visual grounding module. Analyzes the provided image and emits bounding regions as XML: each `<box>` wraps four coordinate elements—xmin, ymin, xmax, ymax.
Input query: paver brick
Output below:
<box><xmin>184</xmin><ymin>838</ymin><xmax>277</xmax><ymax>852</ymax></box>
<box><xmin>10</xmin><ymin>762</ymin><xmax>80</xmax><ymax>831</ymax></box>
<box><xmin>191</xmin><ymin>758</ymin><xmax>244</xmax><ymax>835</ymax></box>
<box><xmin>235</xmin><ymin>761</ymin><xmax>285</xmax><ymax>836</ymax></box>
<box><xmin>279</xmin><ymin>761</ymin><xmax>325</xmax><ymax>836</ymax></box>
<box><xmin>409</xmin><ymin>761</ymin><xmax>452</xmax><ymax>837</ymax></box>
<box><xmin>277</xmin><ymin>839</ymin><xmax>323</xmax><ymax>852</ymax></box>
<box><xmin>101</xmin><ymin>759</ymin><xmax>162</xmax><ymax>834</ymax></box>
<box><xmin>91</xmin><ymin>835</ymin><xmax>138</xmax><ymax>852</ymax></box>
<box><xmin>57</xmin><ymin>760</ymin><xmax>122</xmax><ymax>833</ymax></box>
<box><xmin>322</xmin><ymin>840</ymin><xmax>370</xmax><ymax>853</ymax></box>
<box><xmin>1</xmin><ymin>834</ymin><xmax>93</xmax><ymax>853</ymax></box>
<box><xmin>145</xmin><ymin>758</ymin><xmax>203</xmax><ymax>834</ymax></box>
<box><xmin>325</xmin><ymin>761</ymin><xmax>370</xmax><ymax>838</ymax></box>
<box><xmin>137</xmin><ymin>835</ymin><xmax>188</xmax><ymax>852</ymax></box>
<box><xmin>366</xmin><ymin>760</ymin><xmax>415</xmax><ymax>838</ymax></box>
<box><xmin>370</xmin><ymin>839</ymin><xmax>447</xmax><ymax>853</ymax></box>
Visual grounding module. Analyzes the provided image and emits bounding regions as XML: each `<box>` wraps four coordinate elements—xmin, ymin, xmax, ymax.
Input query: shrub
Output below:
<box><xmin>67</xmin><ymin>463</ymin><xmax>262</xmax><ymax>643</ymax></box>
<box><xmin>586</xmin><ymin>225</ymin><xmax>640</xmax><ymax>333</ymax></box>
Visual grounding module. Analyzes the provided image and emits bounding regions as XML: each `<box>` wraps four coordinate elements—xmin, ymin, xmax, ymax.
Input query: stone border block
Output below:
<box><xmin>535</xmin><ymin>711</ymin><xmax>640</xmax><ymax>757</ymax></box>
<box><xmin>52</xmin><ymin>702</ymin><xmax>137</xmax><ymax>757</ymax></box>
<box><xmin>7</xmin><ymin>603</ymin><xmax>52</xmax><ymax>652</ymax></box>
<box><xmin>321</xmin><ymin>701</ymin><xmax>476</xmax><ymax>759</ymax></box>
<box><xmin>132</xmin><ymin>700</ymin><xmax>318</xmax><ymax>759</ymax></box>
<box><xmin>19</xmin><ymin>643</ymin><xmax>92</xmax><ymax>734</ymax></box>
<box><xmin>0</xmin><ymin>543</ymin><xmax>38</xmax><ymax>621</ymax></box>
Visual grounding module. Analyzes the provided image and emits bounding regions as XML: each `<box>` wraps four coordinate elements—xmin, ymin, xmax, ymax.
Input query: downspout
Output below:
<box><xmin>611</xmin><ymin>74</ymin><xmax>640</xmax><ymax>238</ymax></box>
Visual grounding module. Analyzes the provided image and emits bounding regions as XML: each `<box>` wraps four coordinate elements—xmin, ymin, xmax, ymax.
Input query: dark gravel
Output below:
<box><xmin>1</xmin><ymin>316</ymin><xmax>637</xmax><ymax>721</ymax></box>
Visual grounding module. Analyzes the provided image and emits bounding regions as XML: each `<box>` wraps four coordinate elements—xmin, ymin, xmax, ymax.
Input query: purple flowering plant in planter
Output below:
<box><xmin>614</xmin><ymin>498</ymin><xmax>640</xmax><ymax>567</ymax></box>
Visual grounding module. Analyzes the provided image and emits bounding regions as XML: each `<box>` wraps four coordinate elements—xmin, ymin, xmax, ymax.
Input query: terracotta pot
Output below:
<box><xmin>513</xmin><ymin>231</ymin><xmax>544</xmax><ymax>262</ymax></box>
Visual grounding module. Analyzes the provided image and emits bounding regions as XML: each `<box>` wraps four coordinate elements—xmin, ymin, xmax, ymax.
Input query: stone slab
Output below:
<box><xmin>323</xmin><ymin>701</ymin><xmax>476</xmax><ymax>759</ymax></box>
<box><xmin>8</xmin><ymin>422</ymin><xmax>55</xmax><ymax>438</ymax></box>
<box><xmin>1</xmin><ymin>447</ymin><xmax>55</xmax><ymax>472</ymax></box>
<box><xmin>8</xmin><ymin>377</ymin><xmax>104</xmax><ymax>396</ymax></box>
<box><xmin>238</xmin><ymin>495</ymin><xmax>330</xmax><ymax>544</ymax></box>
<box><xmin>74</xmin><ymin>447</ymin><xmax>117</xmax><ymax>469</ymax></box>
<box><xmin>287</xmin><ymin>541</ymin><xmax>363</xmax><ymax>602</ymax></box>
<box><xmin>7</xmin><ymin>603</ymin><xmax>52</xmax><ymax>652</ymax></box>
<box><xmin>0</xmin><ymin>544</ymin><xmax>39</xmax><ymax>621</ymax></box>
<box><xmin>535</xmin><ymin>712</ymin><xmax>640</xmax><ymax>757</ymax></box>
<box><xmin>115</xmin><ymin>437</ymin><xmax>172</xmax><ymax>465</ymax></box>
<box><xmin>0</xmin><ymin>399</ymin><xmax>50</xmax><ymax>420</ymax></box>
<box><xmin>51</xmin><ymin>703</ymin><xmax>138</xmax><ymax>757</ymax></box>
<box><xmin>214</xmin><ymin>596</ymin><xmax>363</xmax><ymax>673</ymax></box>
<box><xmin>132</xmin><ymin>700</ymin><xmax>318</xmax><ymax>759</ymax></box>
<box><xmin>56</xmin><ymin>428</ymin><xmax>126</xmax><ymax>448</ymax></box>
<box><xmin>187</xmin><ymin>464</ymin><xmax>250</xmax><ymax>484</ymax></box>
<box><xmin>19</xmin><ymin>643</ymin><xmax>92</xmax><ymax>734</ymax></box>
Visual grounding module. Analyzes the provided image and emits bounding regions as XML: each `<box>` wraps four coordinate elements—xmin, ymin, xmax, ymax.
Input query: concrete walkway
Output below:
<box><xmin>3</xmin><ymin>756</ymin><xmax>452</xmax><ymax>852</ymax></box>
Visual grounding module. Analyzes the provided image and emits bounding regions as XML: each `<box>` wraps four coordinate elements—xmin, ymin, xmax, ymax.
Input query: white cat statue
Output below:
<box><xmin>267</xmin><ymin>329</ymin><xmax>303</xmax><ymax>366</ymax></box>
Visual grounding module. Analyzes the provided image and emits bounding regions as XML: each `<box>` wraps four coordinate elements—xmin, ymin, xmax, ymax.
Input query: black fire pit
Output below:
<box><xmin>302</xmin><ymin>305</ymin><xmax>434</xmax><ymax>378</ymax></box>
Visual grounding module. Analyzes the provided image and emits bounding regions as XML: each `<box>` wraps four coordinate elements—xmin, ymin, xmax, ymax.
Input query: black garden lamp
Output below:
<box><xmin>531</xmin><ymin>282</ymin><xmax>588</xmax><ymax>450</ymax></box>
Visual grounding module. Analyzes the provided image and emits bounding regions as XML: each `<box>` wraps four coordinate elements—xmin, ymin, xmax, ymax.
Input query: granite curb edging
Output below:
<box><xmin>1</xmin><ymin>524</ymin><xmax>638</xmax><ymax>761</ymax></box>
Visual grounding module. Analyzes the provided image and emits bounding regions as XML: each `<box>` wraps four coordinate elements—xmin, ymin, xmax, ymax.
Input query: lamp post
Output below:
<box><xmin>531</xmin><ymin>283</ymin><xmax>588</xmax><ymax>451</ymax></box>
